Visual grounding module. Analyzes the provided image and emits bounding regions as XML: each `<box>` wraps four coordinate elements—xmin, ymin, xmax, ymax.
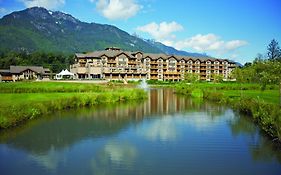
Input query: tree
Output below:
<box><xmin>253</xmin><ymin>53</ymin><xmax>264</xmax><ymax>63</ymax></box>
<box><xmin>184</xmin><ymin>73</ymin><xmax>199</xmax><ymax>83</ymax></box>
<box><xmin>211</xmin><ymin>73</ymin><xmax>223</xmax><ymax>83</ymax></box>
<box><xmin>244</xmin><ymin>62</ymin><xmax>252</xmax><ymax>67</ymax></box>
<box><xmin>267</xmin><ymin>39</ymin><xmax>281</xmax><ymax>61</ymax></box>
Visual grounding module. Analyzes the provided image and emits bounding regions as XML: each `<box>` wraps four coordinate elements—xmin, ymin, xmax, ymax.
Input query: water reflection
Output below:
<box><xmin>0</xmin><ymin>89</ymin><xmax>226</xmax><ymax>153</ymax></box>
<box><xmin>29</xmin><ymin>146</ymin><xmax>64</xmax><ymax>170</ymax></box>
<box><xmin>0</xmin><ymin>88</ymin><xmax>280</xmax><ymax>175</ymax></box>
<box><xmin>229</xmin><ymin>115</ymin><xmax>281</xmax><ymax>163</ymax></box>
<box><xmin>91</xmin><ymin>140</ymin><xmax>137</xmax><ymax>175</ymax></box>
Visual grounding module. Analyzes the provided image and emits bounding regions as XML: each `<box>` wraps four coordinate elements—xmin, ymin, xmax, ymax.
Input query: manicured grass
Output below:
<box><xmin>0</xmin><ymin>82</ymin><xmax>147</xmax><ymax>129</ymax></box>
<box><xmin>221</xmin><ymin>90</ymin><xmax>279</xmax><ymax>104</ymax></box>
<box><xmin>176</xmin><ymin>82</ymin><xmax>279</xmax><ymax>104</ymax></box>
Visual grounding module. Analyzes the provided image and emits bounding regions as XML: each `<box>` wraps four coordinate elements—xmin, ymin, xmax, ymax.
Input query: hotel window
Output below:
<box><xmin>168</xmin><ymin>59</ymin><xmax>176</xmax><ymax>67</ymax></box>
<box><xmin>118</xmin><ymin>57</ymin><xmax>127</xmax><ymax>66</ymax></box>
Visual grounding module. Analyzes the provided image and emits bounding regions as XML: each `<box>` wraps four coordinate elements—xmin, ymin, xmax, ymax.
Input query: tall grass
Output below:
<box><xmin>0</xmin><ymin>82</ymin><xmax>104</xmax><ymax>93</ymax></box>
<box><xmin>0</xmin><ymin>89</ymin><xmax>147</xmax><ymax>129</ymax></box>
<box><xmin>0</xmin><ymin>82</ymin><xmax>147</xmax><ymax>129</ymax></box>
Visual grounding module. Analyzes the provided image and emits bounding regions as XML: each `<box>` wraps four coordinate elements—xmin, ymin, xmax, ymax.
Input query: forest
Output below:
<box><xmin>0</xmin><ymin>51</ymin><xmax>74</xmax><ymax>73</ymax></box>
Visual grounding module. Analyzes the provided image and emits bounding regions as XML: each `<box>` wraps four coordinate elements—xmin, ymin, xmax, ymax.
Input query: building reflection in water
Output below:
<box><xmin>89</xmin><ymin>88</ymin><xmax>225</xmax><ymax>121</ymax></box>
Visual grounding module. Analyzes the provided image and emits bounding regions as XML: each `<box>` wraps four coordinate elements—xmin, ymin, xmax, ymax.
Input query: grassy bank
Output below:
<box><xmin>0</xmin><ymin>82</ymin><xmax>147</xmax><ymax>129</ymax></box>
<box><xmin>0</xmin><ymin>82</ymin><xmax>106</xmax><ymax>93</ymax></box>
<box><xmin>176</xmin><ymin>83</ymin><xmax>281</xmax><ymax>142</ymax></box>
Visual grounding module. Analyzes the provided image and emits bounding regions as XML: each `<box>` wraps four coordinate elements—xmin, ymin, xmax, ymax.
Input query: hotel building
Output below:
<box><xmin>70</xmin><ymin>47</ymin><xmax>237</xmax><ymax>81</ymax></box>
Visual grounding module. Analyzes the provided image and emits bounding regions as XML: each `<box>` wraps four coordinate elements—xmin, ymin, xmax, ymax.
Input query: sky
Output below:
<box><xmin>0</xmin><ymin>0</ymin><xmax>281</xmax><ymax>63</ymax></box>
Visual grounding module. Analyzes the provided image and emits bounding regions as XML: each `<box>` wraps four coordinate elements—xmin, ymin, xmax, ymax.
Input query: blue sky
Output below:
<box><xmin>0</xmin><ymin>0</ymin><xmax>281</xmax><ymax>63</ymax></box>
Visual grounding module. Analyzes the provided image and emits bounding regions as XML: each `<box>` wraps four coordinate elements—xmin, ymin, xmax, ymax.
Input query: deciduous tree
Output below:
<box><xmin>267</xmin><ymin>39</ymin><xmax>281</xmax><ymax>61</ymax></box>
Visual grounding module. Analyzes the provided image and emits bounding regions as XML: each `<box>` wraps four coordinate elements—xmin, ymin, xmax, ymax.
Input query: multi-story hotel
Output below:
<box><xmin>70</xmin><ymin>47</ymin><xmax>237</xmax><ymax>81</ymax></box>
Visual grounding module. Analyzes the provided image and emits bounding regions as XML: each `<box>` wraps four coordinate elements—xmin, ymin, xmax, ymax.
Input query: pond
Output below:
<box><xmin>0</xmin><ymin>88</ymin><xmax>280</xmax><ymax>175</ymax></box>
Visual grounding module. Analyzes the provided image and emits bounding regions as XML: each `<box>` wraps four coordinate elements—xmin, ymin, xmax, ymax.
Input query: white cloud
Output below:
<box><xmin>0</xmin><ymin>7</ymin><xmax>8</xmax><ymax>14</ymax></box>
<box><xmin>137</xmin><ymin>21</ymin><xmax>183</xmax><ymax>41</ymax></box>
<box><xmin>92</xmin><ymin>0</ymin><xmax>141</xmax><ymax>20</ymax></box>
<box><xmin>136</xmin><ymin>21</ymin><xmax>247</xmax><ymax>55</ymax></box>
<box><xmin>19</xmin><ymin>0</ymin><xmax>65</xmax><ymax>9</ymax></box>
<box><xmin>172</xmin><ymin>34</ymin><xmax>247</xmax><ymax>53</ymax></box>
<box><xmin>225</xmin><ymin>40</ymin><xmax>248</xmax><ymax>50</ymax></box>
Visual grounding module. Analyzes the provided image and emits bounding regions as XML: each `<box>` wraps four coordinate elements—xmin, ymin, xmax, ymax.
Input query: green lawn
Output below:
<box><xmin>176</xmin><ymin>82</ymin><xmax>280</xmax><ymax>105</ymax></box>
<box><xmin>221</xmin><ymin>90</ymin><xmax>279</xmax><ymax>104</ymax></box>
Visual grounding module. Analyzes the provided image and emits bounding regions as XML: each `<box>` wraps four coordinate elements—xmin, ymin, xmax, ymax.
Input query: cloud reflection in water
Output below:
<box><xmin>136</xmin><ymin>110</ymin><xmax>234</xmax><ymax>142</ymax></box>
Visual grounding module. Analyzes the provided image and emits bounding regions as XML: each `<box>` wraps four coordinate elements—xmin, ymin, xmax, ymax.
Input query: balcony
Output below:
<box><xmin>150</xmin><ymin>71</ymin><xmax>158</xmax><ymax>75</ymax></box>
<box><xmin>150</xmin><ymin>61</ymin><xmax>158</xmax><ymax>65</ymax></box>
<box><xmin>128</xmin><ymin>61</ymin><xmax>137</xmax><ymax>65</ymax></box>
<box><xmin>150</xmin><ymin>66</ymin><xmax>158</xmax><ymax>69</ymax></box>
<box><xmin>107</xmin><ymin>60</ymin><xmax>116</xmax><ymax>64</ymax></box>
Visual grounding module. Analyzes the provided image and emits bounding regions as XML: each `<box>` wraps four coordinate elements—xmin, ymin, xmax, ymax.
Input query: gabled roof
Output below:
<box><xmin>74</xmin><ymin>48</ymin><xmax>234</xmax><ymax>63</ymax></box>
<box><xmin>10</xmin><ymin>66</ymin><xmax>44</xmax><ymax>74</ymax></box>
<box><xmin>44</xmin><ymin>68</ymin><xmax>51</xmax><ymax>73</ymax></box>
<box><xmin>0</xmin><ymin>69</ymin><xmax>11</xmax><ymax>75</ymax></box>
<box><xmin>143</xmin><ymin>53</ymin><xmax>168</xmax><ymax>60</ymax></box>
<box><xmin>116</xmin><ymin>52</ymin><xmax>134</xmax><ymax>58</ymax></box>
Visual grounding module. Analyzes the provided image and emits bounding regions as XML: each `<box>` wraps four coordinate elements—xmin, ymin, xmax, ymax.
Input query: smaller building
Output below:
<box><xmin>0</xmin><ymin>65</ymin><xmax>51</xmax><ymax>82</ymax></box>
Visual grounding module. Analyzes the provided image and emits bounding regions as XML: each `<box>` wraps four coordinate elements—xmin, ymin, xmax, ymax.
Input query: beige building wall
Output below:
<box><xmin>70</xmin><ymin>49</ymin><xmax>237</xmax><ymax>81</ymax></box>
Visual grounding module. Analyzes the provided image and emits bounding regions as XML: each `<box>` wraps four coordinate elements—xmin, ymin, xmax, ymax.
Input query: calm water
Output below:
<box><xmin>0</xmin><ymin>88</ymin><xmax>281</xmax><ymax>175</ymax></box>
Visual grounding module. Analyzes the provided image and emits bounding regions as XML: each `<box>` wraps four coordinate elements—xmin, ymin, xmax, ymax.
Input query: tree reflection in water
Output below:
<box><xmin>229</xmin><ymin>114</ymin><xmax>281</xmax><ymax>163</ymax></box>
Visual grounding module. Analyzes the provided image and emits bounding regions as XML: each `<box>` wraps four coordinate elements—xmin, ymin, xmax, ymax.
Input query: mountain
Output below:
<box><xmin>0</xmin><ymin>7</ymin><xmax>208</xmax><ymax>57</ymax></box>
<box><xmin>146</xmin><ymin>40</ymin><xmax>209</xmax><ymax>57</ymax></box>
<box><xmin>0</xmin><ymin>7</ymin><xmax>163</xmax><ymax>53</ymax></box>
